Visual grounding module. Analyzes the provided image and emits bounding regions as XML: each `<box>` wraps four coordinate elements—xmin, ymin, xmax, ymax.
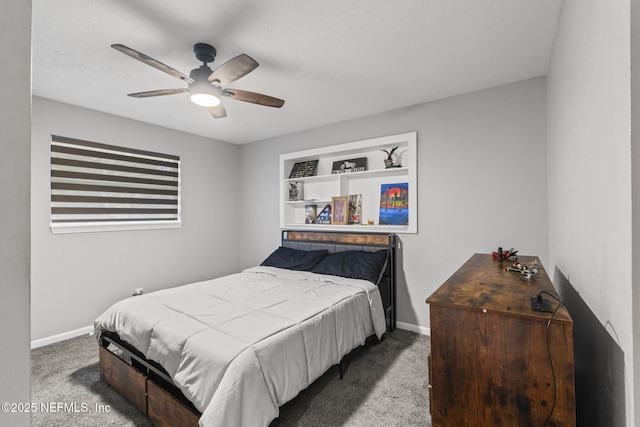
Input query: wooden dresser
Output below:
<box><xmin>426</xmin><ymin>254</ymin><xmax>575</xmax><ymax>426</ymax></box>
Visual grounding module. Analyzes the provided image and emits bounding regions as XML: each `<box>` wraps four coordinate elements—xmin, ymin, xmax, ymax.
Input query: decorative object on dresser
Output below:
<box><xmin>379</xmin><ymin>183</ymin><xmax>409</xmax><ymax>226</ymax></box>
<box><xmin>288</xmin><ymin>181</ymin><xmax>304</xmax><ymax>201</ymax></box>
<box><xmin>331</xmin><ymin>157</ymin><xmax>367</xmax><ymax>174</ymax></box>
<box><xmin>289</xmin><ymin>160</ymin><xmax>319</xmax><ymax>178</ymax></box>
<box><xmin>426</xmin><ymin>253</ymin><xmax>576</xmax><ymax>426</ymax></box>
<box><xmin>331</xmin><ymin>196</ymin><xmax>348</xmax><ymax>225</ymax></box>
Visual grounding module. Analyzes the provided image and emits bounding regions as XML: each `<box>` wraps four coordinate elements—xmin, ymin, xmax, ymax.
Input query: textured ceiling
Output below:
<box><xmin>32</xmin><ymin>0</ymin><xmax>563</xmax><ymax>145</ymax></box>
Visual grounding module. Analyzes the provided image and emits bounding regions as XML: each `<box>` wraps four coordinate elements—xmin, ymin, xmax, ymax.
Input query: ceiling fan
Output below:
<box><xmin>111</xmin><ymin>43</ymin><xmax>285</xmax><ymax>119</ymax></box>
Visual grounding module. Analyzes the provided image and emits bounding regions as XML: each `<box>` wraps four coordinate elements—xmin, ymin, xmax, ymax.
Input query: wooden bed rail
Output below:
<box><xmin>99</xmin><ymin>331</ymin><xmax>201</xmax><ymax>426</ymax></box>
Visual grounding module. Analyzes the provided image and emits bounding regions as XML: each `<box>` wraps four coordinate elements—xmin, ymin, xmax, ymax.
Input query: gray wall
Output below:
<box><xmin>546</xmin><ymin>0</ymin><xmax>634</xmax><ymax>423</ymax></box>
<box><xmin>31</xmin><ymin>97</ymin><xmax>242</xmax><ymax>341</ymax></box>
<box><xmin>633</xmin><ymin>2</ymin><xmax>640</xmax><ymax>424</ymax></box>
<box><xmin>239</xmin><ymin>77</ymin><xmax>548</xmax><ymax>331</ymax></box>
<box><xmin>0</xmin><ymin>1</ymin><xmax>31</xmax><ymax>425</ymax></box>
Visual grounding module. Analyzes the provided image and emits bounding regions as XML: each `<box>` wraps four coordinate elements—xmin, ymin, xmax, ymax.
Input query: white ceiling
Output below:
<box><xmin>32</xmin><ymin>0</ymin><xmax>563</xmax><ymax>145</ymax></box>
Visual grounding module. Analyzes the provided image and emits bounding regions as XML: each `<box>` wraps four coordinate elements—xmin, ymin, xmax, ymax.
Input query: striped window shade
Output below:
<box><xmin>50</xmin><ymin>135</ymin><xmax>181</xmax><ymax>233</ymax></box>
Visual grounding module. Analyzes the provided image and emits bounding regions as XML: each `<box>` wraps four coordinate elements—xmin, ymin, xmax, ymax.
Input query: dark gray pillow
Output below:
<box><xmin>311</xmin><ymin>250</ymin><xmax>388</xmax><ymax>284</ymax></box>
<box><xmin>261</xmin><ymin>246</ymin><xmax>327</xmax><ymax>271</ymax></box>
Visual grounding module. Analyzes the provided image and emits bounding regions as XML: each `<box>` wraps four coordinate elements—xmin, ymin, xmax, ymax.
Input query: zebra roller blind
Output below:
<box><xmin>50</xmin><ymin>135</ymin><xmax>181</xmax><ymax>233</ymax></box>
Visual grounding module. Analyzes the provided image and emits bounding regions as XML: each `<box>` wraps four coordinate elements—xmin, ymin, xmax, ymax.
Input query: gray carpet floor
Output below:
<box><xmin>31</xmin><ymin>328</ymin><xmax>431</xmax><ymax>426</ymax></box>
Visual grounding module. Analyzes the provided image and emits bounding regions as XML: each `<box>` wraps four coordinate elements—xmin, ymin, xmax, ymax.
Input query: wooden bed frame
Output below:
<box><xmin>98</xmin><ymin>230</ymin><xmax>396</xmax><ymax>426</ymax></box>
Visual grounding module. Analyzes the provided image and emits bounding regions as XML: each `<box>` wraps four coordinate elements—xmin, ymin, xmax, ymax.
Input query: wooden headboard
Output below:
<box><xmin>281</xmin><ymin>230</ymin><xmax>396</xmax><ymax>331</ymax></box>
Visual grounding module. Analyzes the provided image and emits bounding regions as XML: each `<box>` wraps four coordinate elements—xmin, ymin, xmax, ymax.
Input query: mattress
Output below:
<box><xmin>94</xmin><ymin>265</ymin><xmax>386</xmax><ymax>427</ymax></box>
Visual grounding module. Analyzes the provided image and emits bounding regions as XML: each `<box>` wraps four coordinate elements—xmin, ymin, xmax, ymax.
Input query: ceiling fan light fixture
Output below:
<box><xmin>191</xmin><ymin>92</ymin><xmax>220</xmax><ymax>107</ymax></box>
<box><xmin>189</xmin><ymin>81</ymin><xmax>221</xmax><ymax>107</ymax></box>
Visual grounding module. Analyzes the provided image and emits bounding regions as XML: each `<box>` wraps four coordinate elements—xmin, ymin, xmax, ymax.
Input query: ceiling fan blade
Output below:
<box><xmin>112</xmin><ymin>44</ymin><xmax>194</xmax><ymax>84</ymax></box>
<box><xmin>208</xmin><ymin>103</ymin><xmax>227</xmax><ymax>119</ymax></box>
<box><xmin>128</xmin><ymin>88</ymin><xmax>188</xmax><ymax>98</ymax></box>
<box><xmin>208</xmin><ymin>54</ymin><xmax>259</xmax><ymax>86</ymax></box>
<box><xmin>223</xmin><ymin>89</ymin><xmax>285</xmax><ymax>108</ymax></box>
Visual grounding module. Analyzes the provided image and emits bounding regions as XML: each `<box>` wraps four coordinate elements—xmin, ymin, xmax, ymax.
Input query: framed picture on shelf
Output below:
<box><xmin>348</xmin><ymin>194</ymin><xmax>362</xmax><ymax>225</ymax></box>
<box><xmin>289</xmin><ymin>160</ymin><xmax>319</xmax><ymax>178</ymax></box>
<box><xmin>331</xmin><ymin>196</ymin><xmax>348</xmax><ymax>225</ymax></box>
<box><xmin>315</xmin><ymin>204</ymin><xmax>332</xmax><ymax>224</ymax></box>
<box><xmin>305</xmin><ymin>204</ymin><xmax>317</xmax><ymax>224</ymax></box>
<box><xmin>379</xmin><ymin>183</ymin><xmax>409</xmax><ymax>225</ymax></box>
<box><xmin>331</xmin><ymin>157</ymin><xmax>367</xmax><ymax>174</ymax></box>
<box><xmin>288</xmin><ymin>181</ymin><xmax>304</xmax><ymax>201</ymax></box>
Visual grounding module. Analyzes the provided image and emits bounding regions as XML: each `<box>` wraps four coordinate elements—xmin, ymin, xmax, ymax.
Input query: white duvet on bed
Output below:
<box><xmin>94</xmin><ymin>266</ymin><xmax>386</xmax><ymax>427</ymax></box>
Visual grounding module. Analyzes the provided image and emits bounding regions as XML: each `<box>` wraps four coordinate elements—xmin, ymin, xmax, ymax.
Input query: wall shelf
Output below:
<box><xmin>279</xmin><ymin>132</ymin><xmax>417</xmax><ymax>233</ymax></box>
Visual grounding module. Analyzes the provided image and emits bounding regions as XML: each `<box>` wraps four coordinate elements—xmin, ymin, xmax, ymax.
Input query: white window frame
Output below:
<box><xmin>50</xmin><ymin>135</ymin><xmax>181</xmax><ymax>234</ymax></box>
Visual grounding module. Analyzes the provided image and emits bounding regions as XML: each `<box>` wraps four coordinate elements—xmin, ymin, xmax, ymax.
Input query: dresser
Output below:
<box><xmin>426</xmin><ymin>253</ymin><xmax>576</xmax><ymax>426</ymax></box>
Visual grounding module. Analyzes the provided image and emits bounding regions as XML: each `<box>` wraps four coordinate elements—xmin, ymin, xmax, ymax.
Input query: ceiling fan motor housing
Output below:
<box><xmin>190</xmin><ymin>65</ymin><xmax>214</xmax><ymax>82</ymax></box>
<box><xmin>193</xmin><ymin>43</ymin><xmax>216</xmax><ymax>64</ymax></box>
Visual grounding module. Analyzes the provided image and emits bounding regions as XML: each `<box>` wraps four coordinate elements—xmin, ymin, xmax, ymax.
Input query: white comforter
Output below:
<box><xmin>94</xmin><ymin>266</ymin><xmax>386</xmax><ymax>427</ymax></box>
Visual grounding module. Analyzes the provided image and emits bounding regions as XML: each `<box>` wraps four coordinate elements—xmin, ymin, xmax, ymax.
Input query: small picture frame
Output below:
<box><xmin>331</xmin><ymin>196</ymin><xmax>348</xmax><ymax>225</ymax></box>
<box><xmin>305</xmin><ymin>204</ymin><xmax>317</xmax><ymax>224</ymax></box>
<box><xmin>348</xmin><ymin>194</ymin><xmax>362</xmax><ymax>225</ymax></box>
<box><xmin>315</xmin><ymin>204</ymin><xmax>332</xmax><ymax>224</ymax></box>
<box><xmin>288</xmin><ymin>181</ymin><xmax>304</xmax><ymax>201</ymax></box>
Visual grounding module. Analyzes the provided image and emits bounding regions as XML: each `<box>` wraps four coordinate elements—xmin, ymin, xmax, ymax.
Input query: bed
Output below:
<box><xmin>95</xmin><ymin>230</ymin><xmax>396</xmax><ymax>427</ymax></box>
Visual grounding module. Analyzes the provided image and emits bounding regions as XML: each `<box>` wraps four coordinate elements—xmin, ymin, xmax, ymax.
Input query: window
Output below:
<box><xmin>50</xmin><ymin>135</ymin><xmax>181</xmax><ymax>233</ymax></box>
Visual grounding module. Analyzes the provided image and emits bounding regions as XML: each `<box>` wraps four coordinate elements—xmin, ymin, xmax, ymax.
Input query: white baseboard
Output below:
<box><xmin>31</xmin><ymin>325</ymin><xmax>94</xmax><ymax>349</ymax></box>
<box><xmin>396</xmin><ymin>321</ymin><xmax>430</xmax><ymax>336</ymax></box>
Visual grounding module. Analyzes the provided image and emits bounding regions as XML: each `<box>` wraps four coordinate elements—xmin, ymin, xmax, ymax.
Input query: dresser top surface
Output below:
<box><xmin>426</xmin><ymin>253</ymin><xmax>571</xmax><ymax>322</ymax></box>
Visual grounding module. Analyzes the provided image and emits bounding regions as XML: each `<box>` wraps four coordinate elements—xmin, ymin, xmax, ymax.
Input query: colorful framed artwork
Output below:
<box><xmin>331</xmin><ymin>196</ymin><xmax>348</xmax><ymax>225</ymax></box>
<box><xmin>379</xmin><ymin>183</ymin><xmax>409</xmax><ymax>225</ymax></box>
